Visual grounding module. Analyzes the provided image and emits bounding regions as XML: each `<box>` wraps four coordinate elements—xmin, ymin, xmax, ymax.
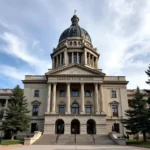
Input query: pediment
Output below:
<box><xmin>45</xmin><ymin>64</ymin><xmax>105</xmax><ymax>76</ymax></box>
<box><xmin>31</xmin><ymin>100</ymin><xmax>41</xmax><ymax>105</ymax></box>
<box><xmin>109</xmin><ymin>100</ymin><xmax>119</xmax><ymax>104</ymax></box>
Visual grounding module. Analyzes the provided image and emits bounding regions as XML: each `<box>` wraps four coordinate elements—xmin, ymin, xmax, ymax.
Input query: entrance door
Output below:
<box><xmin>31</xmin><ymin>123</ymin><xmax>37</xmax><ymax>133</ymax></box>
<box><xmin>55</xmin><ymin>119</ymin><xmax>64</xmax><ymax>134</ymax></box>
<box><xmin>87</xmin><ymin>119</ymin><xmax>96</xmax><ymax>134</ymax></box>
<box><xmin>71</xmin><ymin>119</ymin><xmax>80</xmax><ymax>134</ymax></box>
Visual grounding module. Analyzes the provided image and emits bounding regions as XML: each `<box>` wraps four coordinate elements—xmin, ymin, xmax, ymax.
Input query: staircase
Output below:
<box><xmin>33</xmin><ymin>134</ymin><xmax>116</xmax><ymax>145</ymax></box>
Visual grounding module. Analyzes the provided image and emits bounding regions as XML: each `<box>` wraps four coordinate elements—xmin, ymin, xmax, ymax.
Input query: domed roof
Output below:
<box><xmin>59</xmin><ymin>15</ymin><xmax>92</xmax><ymax>43</ymax></box>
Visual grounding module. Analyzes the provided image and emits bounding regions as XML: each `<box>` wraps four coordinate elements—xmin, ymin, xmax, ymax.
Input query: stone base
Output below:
<box><xmin>45</xmin><ymin>112</ymin><xmax>50</xmax><ymax>115</ymax></box>
<box><xmin>95</xmin><ymin>112</ymin><xmax>100</xmax><ymax>114</ymax></box>
<box><xmin>50</xmin><ymin>112</ymin><xmax>56</xmax><ymax>114</ymax></box>
<box><xmin>65</xmin><ymin>112</ymin><xmax>71</xmax><ymax>114</ymax></box>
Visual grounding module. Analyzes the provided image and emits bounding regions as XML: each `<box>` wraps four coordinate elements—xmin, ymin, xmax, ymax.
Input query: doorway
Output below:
<box><xmin>71</xmin><ymin>119</ymin><xmax>80</xmax><ymax>134</ymax></box>
<box><xmin>87</xmin><ymin>119</ymin><xmax>96</xmax><ymax>134</ymax></box>
<box><xmin>55</xmin><ymin>119</ymin><xmax>64</xmax><ymax>134</ymax></box>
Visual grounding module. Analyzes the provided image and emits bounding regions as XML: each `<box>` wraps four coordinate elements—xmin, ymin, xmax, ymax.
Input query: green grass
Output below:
<box><xmin>0</xmin><ymin>139</ymin><xmax>23</xmax><ymax>145</ymax></box>
<box><xmin>126</xmin><ymin>139</ymin><xmax>150</xmax><ymax>148</ymax></box>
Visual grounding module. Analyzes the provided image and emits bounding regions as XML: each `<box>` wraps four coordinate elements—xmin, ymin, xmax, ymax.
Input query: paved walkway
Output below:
<box><xmin>0</xmin><ymin>145</ymin><xmax>149</xmax><ymax>150</ymax></box>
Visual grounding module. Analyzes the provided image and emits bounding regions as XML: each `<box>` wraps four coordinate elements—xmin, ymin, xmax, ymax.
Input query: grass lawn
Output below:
<box><xmin>126</xmin><ymin>139</ymin><xmax>150</xmax><ymax>148</ymax></box>
<box><xmin>0</xmin><ymin>139</ymin><xmax>23</xmax><ymax>145</ymax></box>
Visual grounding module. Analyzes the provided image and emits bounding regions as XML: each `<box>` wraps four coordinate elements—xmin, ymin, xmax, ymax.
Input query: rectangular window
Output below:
<box><xmin>112</xmin><ymin>104</ymin><xmax>118</xmax><ymax>116</ymax></box>
<box><xmin>69</xmin><ymin>53</ymin><xmax>72</xmax><ymax>64</ymax></box>
<box><xmin>60</xmin><ymin>90</ymin><xmax>65</xmax><ymax>97</ymax></box>
<box><xmin>112</xmin><ymin>90</ymin><xmax>117</xmax><ymax>98</ymax></box>
<box><xmin>85</xmin><ymin>91</ymin><xmax>91</xmax><ymax>97</ymax></box>
<box><xmin>72</xmin><ymin>90</ymin><xmax>79</xmax><ymax>97</ymax></box>
<box><xmin>34</xmin><ymin>90</ymin><xmax>39</xmax><ymax>97</ymax></box>
<box><xmin>32</xmin><ymin>105</ymin><xmax>38</xmax><ymax>116</ymax></box>
<box><xmin>114</xmin><ymin>123</ymin><xmax>120</xmax><ymax>133</ymax></box>
<box><xmin>85</xmin><ymin>105</ymin><xmax>92</xmax><ymax>113</ymax></box>
<box><xmin>59</xmin><ymin>105</ymin><xmax>65</xmax><ymax>114</ymax></box>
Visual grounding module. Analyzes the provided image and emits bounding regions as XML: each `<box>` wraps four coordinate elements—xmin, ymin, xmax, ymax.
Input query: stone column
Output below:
<box><xmin>92</xmin><ymin>55</ymin><xmax>94</xmax><ymax>67</ymax></box>
<box><xmin>64</xmin><ymin>50</ymin><xmax>67</xmax><ymax>65</ymax></box>
<box><xmin>52</xmin><ymin>57</ymin><xmax>55</xmax><ymax>68</ymax></box>
<box><xmin>51</xmin><ymin>83</ymin><xmax>57</xmax><ymax>114</ymax></box>
<box><xmin>66</xmin><ymin>83</ymin><xmax>71</xmax><ymax>114</ymax></box>
<box><xmin>46</xmin><ymin>84</ymin><xmax>51</xmax><ymax>113</ymax></box>
<box><xmin>60</xmin><ymin>53</ymin><xmax>62</xmax><ymax>65</ymax></box>
<box><xmin>84</xmin><ymin>50</ymin><xmax>87</xmax><ymax>65</ymax></box>
<box><xmin>56</xmin><ymin>56</ymin><xmax>58</xmax><ymax>67</ymax></box>
<box><xmin>80</xmin><ymin>83</ymin><xmax>85</xmax><ymax>114</ymax></box>
<box><xmin>99</xmin><ymin>84</ymin><xmax>104</xmax><ymax>114</ymax></box>
<box><xmin>88</xmin><ymin>53</ymin><xmax>91</xmax><ymax>66</ymax></box>
<box><xmin>77</xmin><ymin>52</ymin><xmax>79</xmax><ymax>64</ymax></box>
<box><xmin>96</xmin><ymin>58</ymin><xmax>98</xmax><ymax>69</ymax></box>
<box><xmin>94</xmin><ymin>83</ymin><xmax>100</xmax><ymax>114</ymax></box>
<box><xmin>72</xmin><ymin>52</ymin><xmax>74</xmax><ymax>64</ymax></box>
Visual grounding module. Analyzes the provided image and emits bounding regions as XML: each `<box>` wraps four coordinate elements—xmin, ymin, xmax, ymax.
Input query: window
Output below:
<box><xmin>69</xmin><ymin>53</ymin><xmax>72</xmax><ymax>64</ymax></box>
<box><xmin>71</xmin><ymin>103</ymin><xmax>79</xmax><ymax>114</ymax></box>
<box><xmin>60</xmin><ymin>90</ymin><xmax>65</xmax><ymax>97</ymax></box>
<box><xmin>34</xmin><ymin>90</ymin><xmax>39</xmax><ymax>97</ymax></box>
<box><xmin>72</xmin><ymin>90</ymin><xmax>79</xmax><ymax>97</ymax></box>
<box><xmin>85</xmin><ymin>105</ymin><xmax>92</xmax><ymax>113</ymax></box>
<box><xmin>113</xmin><ymin>123</ymin><xmax>120</xmax><ymax>133</ymax></box>
<box><xmin>112</xmin><ymin>90</ymin><xmax>116</xmax><ymax>98</ymax></box>
<box><xmin>32</xmin><ymin>105</ymin><xmax>39</xmax><ymax>116</ymax></box>
<box><xmin>59</xmin><ymin>105</ymin><xmax>65</xmax><ymax>114</ymax></box>
<box><xmin>85</xmin><ymin>91</ymin><xmax>91</xmax><ymax>97</ymax></box>
<box><xmin>74</xmin><ymin>53</ymin><xmax>77</xmax><ymax>63</ymax></box>
<box><xmin>112</xmin><ymin>104</ymin><xmax>118</xmax><ymax>116</ymax></box>
<box><xmin>1</xmin><ymin>101</ymin><xmax>5</xmax><ymax>107</ymax></box>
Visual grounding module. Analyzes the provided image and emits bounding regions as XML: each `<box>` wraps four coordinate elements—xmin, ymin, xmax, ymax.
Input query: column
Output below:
<box><xmin>99</xmin><ymin>84</ymin><xmax>104</xmax><ymax>114</ymax></box>
<box><xmin>84</xmin><ymin>50</ymin><xmax>87</xmax><ymax>65</ymax></box>
<box><xmin>64</xmin><ymin>50</ymin><xmax>67</xmax><ymax>65</ymax></box>
<box><xmin>51</xmin><ymin>83</ymin><xmax>56</xmax><ymax>114</ymax></box>
<box><xmin>94</xmin><ymin>83</ymin><xmax>100</xmax><ymax>114</ymax></box>
<box><xmin>52</xmin><ymin>57</ymin><xmax>55</xmax><ymax>68</ymax></box>
<box><xmin>96</xmin><ymin>58</ymin><xmax>98</xmax><ymax>69</ymax></box>
<box><xmin>80</xmin><ymin>83</ymin><xmax>85</xmax><ymax>114</ymax></box>
<box><xmin>66</xmin><ymin>83</ymin><xmax>71</xmax><ymax>114</ymax></box>
<box><xmin>56</xmin><ymin>56</ymin><xmax>58</xmax><ymax>67</ymax></box>
<box><xmin>77</xmin><ymin>52</ymin><xmax>79</xmax><ymax>64</ymax></box>
<box><xmin>60</xmin><ymin>53</ymin><xmax>62</xmax><ymax>65</ymax></box>
<box><xmin>72</xmin><ymin>52</ymin><xmax>74</xmax><ymax>64</ymax></box>
<box><xmin>46</xmin><ymin>84</ymin><xmax>51</xmax><ymax>113</ymax></box>
<box><xmin>92</xmin><ymin>55</ymin><xmax>94</xmax><ymax>67</ymax></box>
<box><xmin>88</xmin><ymin>53</ymin><xmax>91</xmax><ymax>66</ymax></box>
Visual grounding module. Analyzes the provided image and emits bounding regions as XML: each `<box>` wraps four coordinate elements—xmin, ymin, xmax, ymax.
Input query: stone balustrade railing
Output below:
<box><xmin>104</xmin><ymin>76</ymin><xmax>126</xmax><ymax>81</ymax></box>
<box><xmin>25</xmin><ymin>75</ymin><xmax>46</xmax><ymax>80</ymax></box>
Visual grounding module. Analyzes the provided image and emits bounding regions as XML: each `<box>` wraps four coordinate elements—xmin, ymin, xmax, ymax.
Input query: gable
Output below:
<box><xmin>55</xmin><ymin>66</ymin><xmax>96</xmax><ymax>75</ymax></box>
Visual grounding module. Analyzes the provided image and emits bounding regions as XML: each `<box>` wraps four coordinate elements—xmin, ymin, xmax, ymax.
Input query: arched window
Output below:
<box><xmin>71</xmin><ymin>103</ymin><xmax>79</xmax><ymax>114</ymax></box>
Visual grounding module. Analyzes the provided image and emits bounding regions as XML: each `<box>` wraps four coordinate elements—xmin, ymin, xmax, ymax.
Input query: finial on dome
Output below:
<box><xmin>71</xmin><ymin>10</ymin><xmax>79</xmax><ymax>26</ymax></box>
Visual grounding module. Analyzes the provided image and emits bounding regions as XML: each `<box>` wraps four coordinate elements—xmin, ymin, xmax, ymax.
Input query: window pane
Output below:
<box><xmin>34</xmin><ymin>90</ymin><xmax>39</xmax><ymax>97</ymax></box>
<box><xmin>32</xmin><ymin>105</ymin><xmax>38</xmax><ymax>116</ymax></box>
<box><xmin>60</xmin><ymin>90</ymin><xmax>65</xmax><ymax>97</ymax></box>
<box><xmin>112</xmin><ymin>104</ymin><xmax>118</xmax><ymax>116</ymax></box>
<box><xmin>112</xmin><ymin>91</ymin><xmax>116</xmax><ymax>98</ymax></box>
<box><xmin>78</xmin><ymin>53</ymin><xmax>81</xmax><ymax>63</ymax></box>
<box><xmin>72</xmin><ymin>90</ymin><xmax>79</xmax><ymax>97</ymax></box>
<box><xmin>59</xmin><ymin>105</ymin><xmax>65</xmax><ymax>113</ymax></box>
<box><xmin>85</xmin><ymin>91</ymin><xmax>91</xmax><ymax>97</ymax></box>
<box><xmin>86</xmin><ymin>105</ymin><xmax>92</xmax><ymax>113</ymax></box>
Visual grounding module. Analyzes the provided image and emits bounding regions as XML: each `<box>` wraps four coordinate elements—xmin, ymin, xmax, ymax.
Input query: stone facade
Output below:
<box><xmin>0</xmin><ymin>15</ymin><xmax>133</xmax><ymax>136</ymax></box>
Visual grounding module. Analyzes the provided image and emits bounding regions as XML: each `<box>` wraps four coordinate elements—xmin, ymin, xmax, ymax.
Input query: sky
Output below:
<box><xmin>0</xmin><ymin>0</ymin><xmax>150</xmax><ymax>89</ymax></box>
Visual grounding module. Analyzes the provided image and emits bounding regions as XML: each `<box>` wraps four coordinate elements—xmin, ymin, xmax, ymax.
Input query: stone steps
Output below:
<box><xmin>33</xmin><ymin>134</ymin><xmax>116</xmax><ymax>145</ymax></box>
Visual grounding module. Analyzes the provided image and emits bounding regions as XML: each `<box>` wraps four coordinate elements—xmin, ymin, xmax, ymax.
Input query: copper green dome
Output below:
<box><xmin>59</xmin><ymin>15</ymin><xmax>92</xmax><ymax>43</ymax></box>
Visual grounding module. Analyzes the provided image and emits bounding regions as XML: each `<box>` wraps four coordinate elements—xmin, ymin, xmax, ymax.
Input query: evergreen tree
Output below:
<box><xmin>122</xmin><ymin>87</ymin><xmax>149</xmax><ymax>142</ymax></box>
<box><xmin>1</xmin><ymin>85</ymin><xmax>30</xmax><ymax>140</ymax></box>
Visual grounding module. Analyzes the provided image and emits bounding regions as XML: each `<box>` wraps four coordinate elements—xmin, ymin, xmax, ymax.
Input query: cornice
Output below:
<box><xmin>103</xmin><ymin>81</ymin><xmax>129</xmax><ymax>85</ymax></box>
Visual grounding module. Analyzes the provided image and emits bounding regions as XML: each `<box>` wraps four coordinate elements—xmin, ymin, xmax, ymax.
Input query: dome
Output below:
<box><xmin>59</xmin><ymin>15</ymin><xmax>92</xmax><ymax>43</ymax></box>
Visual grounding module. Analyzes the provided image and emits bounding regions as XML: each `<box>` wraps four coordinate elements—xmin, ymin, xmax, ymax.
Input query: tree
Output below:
<box><xmin>1</xmin><ymin>85</ymin><xmax>30</xmax><ymax>140</ymax></box>
<box><xmin>122</xmin><ymin>87</ymin><xmax>150</xmax><ymax>142</ymax></box>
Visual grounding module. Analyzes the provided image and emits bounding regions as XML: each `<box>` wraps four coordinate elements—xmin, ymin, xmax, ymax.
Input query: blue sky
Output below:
<box><xmin>0</xmin><ymin>0</ymin><xmax>150</xmax><ymax>89</ymax></box>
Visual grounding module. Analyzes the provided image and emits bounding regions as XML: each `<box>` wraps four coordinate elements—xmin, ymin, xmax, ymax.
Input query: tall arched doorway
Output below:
<box><xmin>71</xmin><ymin>119</ymin><xmax>80</xmax><ymax>134</ymax></box>
<box><xmin>55</xmin><ymin>119</ymin><xmax>64</xmax><ymax>134</ymax></box>
<box><xmin>87</xmin><ymin>119</ymin><xmax>96</xmax><ymax>134</ymax></box>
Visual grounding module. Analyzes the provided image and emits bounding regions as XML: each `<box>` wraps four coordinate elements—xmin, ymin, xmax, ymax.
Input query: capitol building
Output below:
<box><xmin>0</xmin><ymin>15</ymin><xmax>129</xmax><ymax>136</ymax></box>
